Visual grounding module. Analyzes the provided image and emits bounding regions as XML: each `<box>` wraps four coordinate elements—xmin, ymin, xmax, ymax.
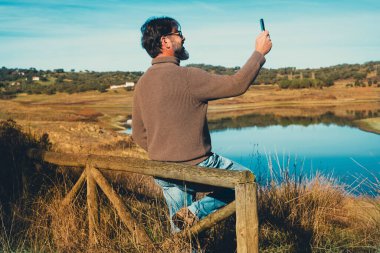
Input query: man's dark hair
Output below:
<box><xmin>141</xmin><ymin>16</ymin><xmax>180</xmax><ymax>58</ymax></box>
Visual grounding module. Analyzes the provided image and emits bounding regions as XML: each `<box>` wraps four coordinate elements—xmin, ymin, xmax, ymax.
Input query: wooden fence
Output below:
<box><xmin>27</xmin><ymin>149</ymin><xmax>259</xmax><ymax>253</ymax></box>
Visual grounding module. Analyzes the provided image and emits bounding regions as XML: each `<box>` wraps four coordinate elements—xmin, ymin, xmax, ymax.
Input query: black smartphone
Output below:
<box><xmin>260</xmin><ymin>18</ymin><xmax>265</xmax><ymax>31</ymax></box>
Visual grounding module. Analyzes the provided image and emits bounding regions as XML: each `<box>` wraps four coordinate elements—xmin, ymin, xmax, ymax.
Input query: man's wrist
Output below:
<box><xmin>252</xmin><ymin>50</ymin><xmax>266</xmax><ymax>66</ymax></box>
<box><xmin>256</xmin><ymin>49</ymin><xmax>265</xmax><ymax>56</ymax></box>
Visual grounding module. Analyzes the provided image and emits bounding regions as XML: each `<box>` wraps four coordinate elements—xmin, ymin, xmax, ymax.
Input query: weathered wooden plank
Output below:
<box><xmin>189</xmin><ymin>200</ymin><xmax>236</xmax><ymax>235</ymax></box>
<box><xmin>88</xmin><ymin>155</ymin><xmax>250</xmax><ymax>188</ymax></box>
<box><xmin>235</xmin><ymin>183</ymin><xmax>259</xmax><ymax>253</ymax></box>
<box><xmin>90</xmin><ymin>167</ymin><xmax>154</xmax><ymax>249</ymax></box>
<box><xmin>161</xmin><ymin>201</ymin><xmax>236</xmax><ymax>250</ymax></box>
<box><xmin>61</xmin><ymin>169</ymin><xmax>86</xmax><ymax>207</ymax></box>
<box><xmin>27</xmin><ymin>149</ymin><xmax>88</xmax><ymax>167</ymax></box>
<box><xmin>87</xmin><ymin>166</ymin><xmax>99</xmax><ymax>246</ymax></box>
<box><xmin>27</xmin><ymin>149</ymin><xmax>255</xmax><ymax>188</ymax></box>
<box><xmin>235</xmin><ymin>183</ymin><xmax>248</xmax><ymax>253</ymax></box>
<box><xmin>245</xmin><ymin>183</ymin><xmax>259</xmax><ymax>253</ymax></box>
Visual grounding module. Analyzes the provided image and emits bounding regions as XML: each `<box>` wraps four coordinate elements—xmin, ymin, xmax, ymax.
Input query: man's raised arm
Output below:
<box><xmin>185</xmin><ymin>31</ymin><xmax>272</xmax><ymax>102</ymax></box>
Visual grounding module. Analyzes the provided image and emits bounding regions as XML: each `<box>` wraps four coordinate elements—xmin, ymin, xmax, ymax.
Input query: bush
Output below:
<box><xmin>0</xmin><ymin>120</ymin><xmax>51</xmax><ymax>209</ymax></box>
<box><xmin>0</xmin><ymin>90</ymin><xmax>17</xmax><ymax>99</ymax></box>
<box><xmin>353</xmin><ymin>72</ymin><xmax>367</xmax><ymax>80</ymax></box>
<box><xmin>354</xmin><ymin>80</ymin><xmax>365</xmax><ymax>87</ymax></box>
<box><xmin>279</xmin><ymin>79</ymin><xmax>291</xmax><ymax>89</ymax></box>
<box><xmin>97</xmin><ymin>85</ymin><xmax>108</xmax><ymax>93</ymax></box>
<box><xmin>0</xmin><ymin>119</ymin><xmax>54</xmax><ymax>250</ymax></box>
<box><xmin>279</xmin><ymin>78</ymin><xmax>324</xmax><ymax>89</ymax></box>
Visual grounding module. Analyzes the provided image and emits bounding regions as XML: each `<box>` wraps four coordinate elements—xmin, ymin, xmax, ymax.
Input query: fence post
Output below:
<box><xmin>87</xmin><ymin>165</ymin><xmax>99</xmax><ymax>246</ymax></box>
<box><xmin>61</xmin><ymin>169</ymin><xmax>86</xmax><ymax>207</ymax></box>
<box><xmin>90</xmin><ymin>167</ymin><xmax>154</xmax><ymax>249</ymax></box>
<box><xmin>235</xmin><ymin>182</ymin><xmax>259</xmax><ymax>253</ymax></box>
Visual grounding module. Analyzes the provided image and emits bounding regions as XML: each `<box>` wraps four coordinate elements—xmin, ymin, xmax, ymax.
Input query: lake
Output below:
<box><xmin>125</xmin><ymin>112</ymin><xmax>380</xmax><ymax>195</ymax></box>
<box><xmin>211</xmin><ymin>123</ymin><xmax>379</xmax><ymax>195</ymax></box>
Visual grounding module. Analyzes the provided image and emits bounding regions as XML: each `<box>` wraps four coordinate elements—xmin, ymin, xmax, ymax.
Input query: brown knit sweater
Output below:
<box><xmin>132</xmin><ymin>51</ymin><xmax>266</xmax><ymax>165</ymax></box>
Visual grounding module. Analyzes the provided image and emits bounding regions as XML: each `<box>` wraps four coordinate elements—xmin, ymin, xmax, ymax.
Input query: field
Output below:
<box><xmin>0</xmin><ymin>84</ymin><xmax>379</xmax><ymax>252</ymax></box>
<box><xmin>1</xmin><ymin>83</ymin><xmax>379</xmax><ymax>140</ymax></box>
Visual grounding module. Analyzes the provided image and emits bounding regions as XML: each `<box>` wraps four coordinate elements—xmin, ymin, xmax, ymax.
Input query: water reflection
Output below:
<box><xmin>208</xmin><ymin>109</ymin><xmax>380</xmax><ymax>131</ymax></box>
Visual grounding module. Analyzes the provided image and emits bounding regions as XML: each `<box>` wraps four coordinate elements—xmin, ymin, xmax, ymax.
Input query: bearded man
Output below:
<box><xmin>132</xmin><ymin>16</ymin><xmax>272</xmax><ymax>232</ymax></box>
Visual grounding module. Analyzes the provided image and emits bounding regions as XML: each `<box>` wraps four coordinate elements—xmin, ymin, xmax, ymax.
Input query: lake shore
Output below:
<box><xmin>0</xmin><ymin>84</ymin><xmax>379</xmax><ymax>155</ymax></box>
<box><xmin>355</xmin><ymin>117</ymin><xmax>380</xmax><ymax>134</ymax></box>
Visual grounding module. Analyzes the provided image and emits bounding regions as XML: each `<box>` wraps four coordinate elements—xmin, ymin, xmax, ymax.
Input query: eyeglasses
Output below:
<box><xmin>164</xmin><ymin>31</ymin><xmax>183</xmax><ymax>38</ymax></box>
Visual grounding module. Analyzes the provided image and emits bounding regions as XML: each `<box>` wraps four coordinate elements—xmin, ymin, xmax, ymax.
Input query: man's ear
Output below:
<box><xmin>161</xmin><ymin>36</ymin><xmax>171</xmax><ymax>50</ymax></box>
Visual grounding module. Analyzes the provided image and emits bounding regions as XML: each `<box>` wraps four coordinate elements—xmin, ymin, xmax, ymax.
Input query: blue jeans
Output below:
<box><xmin>154</xmin><ymin>153</ymin><xmax>250</xmax><ymax>233</ymax></box>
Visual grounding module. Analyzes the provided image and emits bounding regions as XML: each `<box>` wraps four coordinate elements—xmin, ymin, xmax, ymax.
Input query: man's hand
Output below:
<box><xmin>255</xmin><ymin>31</ymin><xmax>272</xmax><ymax>55</ymax></box>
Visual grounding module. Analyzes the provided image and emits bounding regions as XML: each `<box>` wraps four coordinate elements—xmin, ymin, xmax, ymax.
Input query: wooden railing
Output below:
<box><xmin>27</xmin><ymin>149</ymin><xmax>259</xmax><ymax>253</ymax></box>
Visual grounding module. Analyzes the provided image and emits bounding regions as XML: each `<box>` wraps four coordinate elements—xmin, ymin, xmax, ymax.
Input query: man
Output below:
<box><xmin>132</xmin><ymin>16</ymin><xmax>272</xmax><ymax>232</ymax></box>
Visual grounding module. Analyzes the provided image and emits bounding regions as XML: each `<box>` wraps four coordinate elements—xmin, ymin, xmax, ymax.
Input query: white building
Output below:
<box><xmin>110</xmin><ymin>82</ymin><xmax>135</xmax><ymax>89</ymax></box>
<box><xmin>125</xmin><ymin>82</ymin><xmax>134</xmax><ymax>87</ymax></box>
<box><xmin>32</xmin><ymin>76</ymin><xmax>40</xmax><ymax>81</ymax></box>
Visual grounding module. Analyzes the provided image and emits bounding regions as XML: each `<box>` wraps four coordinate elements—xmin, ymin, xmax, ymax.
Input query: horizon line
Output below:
<box><xmin>2</xmin><ymin>59</ymin><xmax>380</xmax><ymax>73</ymax></box>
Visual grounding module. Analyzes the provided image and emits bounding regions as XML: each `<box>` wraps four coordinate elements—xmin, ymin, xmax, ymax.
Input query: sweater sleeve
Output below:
<box><xmin>185</xmin><ymin>51</ymin><xmax>265</xmax><ymax>102</ymax></box>
<box><xmin>132</xmin><ymin>93</ymin><xmax>148</xmax><ymax>151</ymax></box>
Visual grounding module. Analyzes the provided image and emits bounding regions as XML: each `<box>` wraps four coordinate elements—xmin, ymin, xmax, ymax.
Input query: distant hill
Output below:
<box><xmin>188</xmin><ymin>61</ymin><xmax>380</xmax><ymax>89</ymax></box>
<box><xmin>0</xmin><ymin>68</ymin><xmax>142</xmax><ymax>99</ymax></box>
<box><xmin>1</xmin><ymin>61</ymin><xmax>379</xmax><ymax>99</ymax></box>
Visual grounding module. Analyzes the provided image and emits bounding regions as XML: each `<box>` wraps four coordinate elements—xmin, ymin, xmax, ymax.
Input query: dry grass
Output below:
<box><xmin>259</xmin><ymin>177</ymin><xmax>380</xmax><ymax>252</ymax></box>
<box><xmin>355</xmin><ymin>117</ymin><xmax>380</xmax><ymax>134</ymax></box>
<box><xmin>0</xmin><ymin>172</ymin><xmax>196</xmax><ymax>253</ymax></box>
<box><xmin>1</xmin><ymin>162</ymin><xmax>379</xmax><ymax>253</ymax></box>
<box><xmin>257</xmin><ymin>154</ymin><xmax>380</xmax><ymax>252</ymax></box>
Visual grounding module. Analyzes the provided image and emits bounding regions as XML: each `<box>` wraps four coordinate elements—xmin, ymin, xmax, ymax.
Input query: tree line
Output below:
<box><xmin>0</xmin><ymin>68</ymin><xmax>142</xmax><ymax>99</ymax></box>
<box><xmin>183</xmin><ymin>62</ymin><xmax>380</xmax><ymax>89</ymax></box>
<box><xmin>1</xmin><ymin>61</ymin><xmax>379</xmax><ymax>99</ymax></box>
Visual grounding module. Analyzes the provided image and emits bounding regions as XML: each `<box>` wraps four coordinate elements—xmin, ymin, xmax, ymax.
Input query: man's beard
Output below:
<box><xmin>173</xmin><ymin>42</ymin><xmax>189</xmax><ymax>60</ymax></box>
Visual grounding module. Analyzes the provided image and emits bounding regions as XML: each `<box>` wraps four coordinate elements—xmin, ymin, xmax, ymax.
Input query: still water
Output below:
<box><xmin>211</xmin><ymin>124</ymin><xmax>380</xmax><ymax>195</ymax></box>
<box><xmin>125</xmin><ymin>118</ymin><xmax>380</xmax><ymax>195</ymax></box>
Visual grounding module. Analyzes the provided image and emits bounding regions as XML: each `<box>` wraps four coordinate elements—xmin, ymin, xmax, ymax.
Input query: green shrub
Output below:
<box><xmin>279</xmin><ymin>78</ymin><xmax>325</xmax><ymax>89</ymax></box>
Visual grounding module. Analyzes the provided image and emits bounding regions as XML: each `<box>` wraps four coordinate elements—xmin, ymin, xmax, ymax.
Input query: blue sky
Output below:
<box><xmin>1</xmin><ymin>0</ymin><xmax>379</xmax><ymax>71</ymax></box>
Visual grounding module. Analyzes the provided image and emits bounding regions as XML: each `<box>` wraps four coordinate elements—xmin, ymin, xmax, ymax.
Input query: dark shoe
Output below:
<box><xmin>172</xmin><ymin>207</ymin><xmax>198</xmax><ymax>230</ymax></box>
